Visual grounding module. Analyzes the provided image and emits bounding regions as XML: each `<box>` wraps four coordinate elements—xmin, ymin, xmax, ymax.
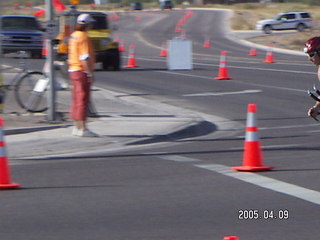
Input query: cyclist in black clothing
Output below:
<box><xmin>304</xmin><ymin>37</ymin><xmax>320</xmax><ymax>119</ymax></box>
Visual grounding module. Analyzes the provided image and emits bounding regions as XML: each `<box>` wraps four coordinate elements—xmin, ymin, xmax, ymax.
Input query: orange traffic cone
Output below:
<box><xmin>177</xmin><ymin>19</ymin><xmax>184</xmax><ymax>27</ymax></box>
<box><xmin>180</xmin><ymin>30</ymin><xmax>187</xmax><ymax>39</ymax></box>
<box><xmin>175</xmin><ymin>25</ymin><xmax>182</xmax><ymax>33</ymax></box>
<box><xmin>232</xmin><ymin>104</ymin><xmax>274</xmax><ymax>172</ymax></box>
<box><xmin>203</xmin><ymin>37</ymin><xmax>211</xmax><ymax>49</ymax></box>
<box><xmin>223</xmin><ymin>236</ymin><xmax>240</xmax><ymax>240</ymax></box>
<box><xmin>0</xmin><ymin>118</ymin><xmax>20</xmax><ymax>189</ymax></box>
<box><xmin>215</xmin><ymin>51</ymin><xmax>231</xmax><ymax>80</ymax></box>
<box><xmin>124</xmin><ymin>45</ymin><xmax>138</xmax><ymax>68</ymax></box>
<box><xmin>41</xmin><ymin>39</ymin><xmax>48</xmax><ymax>57</ymax></box>
<box><xmin>159</xmin><ymin>41</ymin><xmax>167</xmax><ymax>57</ymax></box>
<box><xmin>248</xmin><ymin>47</ymin><xmax>257</xmax><ymax>56</ymax></box>
<box><xmin>264</xmin><ymin>45</ymin><xmax>274</xmax><ymax>63</ymax></box>
<box><xmin>118</xmin><ymin>39</ymin><xmax>125</xmax><ymax>52</ymax></box>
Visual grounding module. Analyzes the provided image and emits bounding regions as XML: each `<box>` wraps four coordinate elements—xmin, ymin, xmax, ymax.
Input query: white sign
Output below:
<box><xmin>94</xmin><ymin>0</ymin><xmax>108</xmax><ymax>5</ymax></box>
<box><xmin>167</xmin><ymin>37</ymin><xmax>193</xmax><ymax>70</ymax></box>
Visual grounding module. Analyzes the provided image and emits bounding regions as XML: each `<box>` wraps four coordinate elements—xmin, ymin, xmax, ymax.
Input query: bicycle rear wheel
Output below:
<box><xmin>15</xmin><ymin>71</ymin><xmax>48</xmax><ymax>113</ymax></box>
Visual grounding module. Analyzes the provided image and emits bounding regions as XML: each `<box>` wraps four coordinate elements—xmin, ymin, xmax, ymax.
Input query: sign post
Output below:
<box><xmin>45</xmin><ymin>0</ymin><xmax>56</xmax><ymax>121</ymax></box>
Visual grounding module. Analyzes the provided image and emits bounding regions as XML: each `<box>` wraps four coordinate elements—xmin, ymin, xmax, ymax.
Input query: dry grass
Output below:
<box><xmin>227</xmin><ymin>3</ymin><xmax>320</xmax><ymax>30</ymax></box>
<box><xmin>192</xmin><ymin>2</ymin><xmax>320</xmax><ymax>51</ymax></box>
<box><xmin>224</xmin><ymin>3</ymin><xmax>320</xmax><ymax>51</ymax></box>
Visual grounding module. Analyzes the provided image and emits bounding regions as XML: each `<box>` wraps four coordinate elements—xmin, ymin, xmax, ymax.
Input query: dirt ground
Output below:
<box><xmin>228</xmin><ymin>3</ymin><xmax>320</xmax><ymax>52</ymax></box>
<box><xmin>248</xmin><ymin>30</ymin><xmax>318</xmax><ymax>52</ymax></box>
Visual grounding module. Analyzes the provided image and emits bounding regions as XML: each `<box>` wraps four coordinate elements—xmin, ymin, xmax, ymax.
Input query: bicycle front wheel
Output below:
<box><xmin>15</xmin><ymin>71</ymin><xmax>48</xmax><ymax>113</ymax></box>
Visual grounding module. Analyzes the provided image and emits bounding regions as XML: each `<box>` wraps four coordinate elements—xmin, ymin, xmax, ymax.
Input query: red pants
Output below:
<box><xmin>70</xmin><ymin>71</ymin><xmax>91</xmax><ymax>121</ymax></box>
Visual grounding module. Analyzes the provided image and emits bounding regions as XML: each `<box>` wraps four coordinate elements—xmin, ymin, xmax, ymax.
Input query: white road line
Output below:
<box><xmin>137</xmin><ymin>57</ymin><xmax>316</xmax><ymax>76</ymax></box>
<box><xmin>260</xmin><ymin>123</ymin><xmax>320</xmax><ymax>130</ymax></box>
<box><xmin>196</xmin><ymin>163</ymin><xmax>320</xmax><ymax>206</ymax></box>
<box><xmin>235</xmin><ymin>123</ymin><xmax>319</xmax><ymax>131</ymax></box>
<box><xmin>214</xmin><ymin>64</ymin><xmax>315</xmax><ymax>75</ymax></box>
<box><xmin>228</xmin><ymin>144</ymin><xmax>300</xmax><ymax>151</ymax></box>
<box><xmin>208</xmin><ymin>62</ymin><xmax>314</xmax><ymax>75</ymax></box>
<box><xmin>161</xmin><ymin>155</ymin><xmax>202</xmax><ymax>162</ymax></box>
<box><xmin>183</xmin><ymin>89</ymin><xmax>262</xmax><ymax>97</ymax></box>
<box><xmin>136</xmin><ymin>58</ymin><xmax>311</xmax><ymax>94</ymax></box>
<box><xmin>307</xmin><ymin>129</ymin><xmax>320</xmax><ymax>133</ymax></box>
<box><xmin>153</xmin><ymin>70</ymin><xmax>307</xmax><ymax>93</ymax></box>
<box><xmin>159</xmin><ymin>155</ymin><xmax>320</xmax><ymax>205</ymax></box>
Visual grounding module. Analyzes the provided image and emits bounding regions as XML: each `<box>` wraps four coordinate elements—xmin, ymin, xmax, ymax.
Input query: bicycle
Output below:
<box><xmin>1</xmin><ymin>51</ymin><xmax>48</xmax><ymax>113</ymax></box>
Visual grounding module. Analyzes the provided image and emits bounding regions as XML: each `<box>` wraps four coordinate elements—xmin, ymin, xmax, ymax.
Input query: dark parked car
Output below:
<box><xmin>0</xmin><ymin>15</ymin><xmax>44</xmax><ymax>58</ymax></box>
<box><xmin>130</xmin><ymin>2</ymin><xmax>143</xmax><ymax>10</ymax></box>
<box><xmin>160</xmin><ymin>0</ymin><xmax>173</xmax><ymax>10</ymax></box>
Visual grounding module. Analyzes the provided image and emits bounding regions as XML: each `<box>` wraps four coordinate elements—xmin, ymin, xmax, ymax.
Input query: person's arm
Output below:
<box><xmin>308</xmin><ymin>66</ymin><xmax>320</xmax><ymax>119</ymax></box>
<box><xmin>80</xmin><ymin>55</ymin><xmax>93</xmax><ymax>77</ymax></box>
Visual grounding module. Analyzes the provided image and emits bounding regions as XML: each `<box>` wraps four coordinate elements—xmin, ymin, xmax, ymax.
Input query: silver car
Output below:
<box><xmin>256</xmin><ymin>12</ymin><xmax>313</xmax><ymax>34</ymax></box>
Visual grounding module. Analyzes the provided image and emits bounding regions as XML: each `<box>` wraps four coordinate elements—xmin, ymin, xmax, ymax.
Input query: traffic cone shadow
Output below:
<box><xmin>232</xmin><ymin>104</ymin><xmax>274</xmax><ymax>172</ymax></box>
<box><xmin>0</xmin><ymin>118</ymin><xmax>20</xmax><ymax>189</ymax></box>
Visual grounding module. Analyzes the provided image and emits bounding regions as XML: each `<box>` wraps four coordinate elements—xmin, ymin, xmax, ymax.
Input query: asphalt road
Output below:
<box><xmin>2</xmin><ymin>9</ymin><xmax>320</xmax><ymax>240</ymax></box>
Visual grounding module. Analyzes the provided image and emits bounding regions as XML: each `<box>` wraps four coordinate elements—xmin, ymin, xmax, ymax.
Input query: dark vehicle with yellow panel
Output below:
<box><xmin>56</xmin><ymin>10</ymin><xmax>120</xmax><ymax>70</ymax></box>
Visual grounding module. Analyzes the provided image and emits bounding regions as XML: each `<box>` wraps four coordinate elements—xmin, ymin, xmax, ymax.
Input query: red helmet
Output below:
<box><xmin>304</xmin><ymin>37</ymin><xmax>320</xmax><ymax>53</ymax></box>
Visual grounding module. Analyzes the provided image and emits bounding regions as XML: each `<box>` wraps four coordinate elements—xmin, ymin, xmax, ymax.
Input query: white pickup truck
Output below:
<box><xmin>256</xmin><ymin>12</ymin><xmax>313</xmax><ymax>34</ymax></box>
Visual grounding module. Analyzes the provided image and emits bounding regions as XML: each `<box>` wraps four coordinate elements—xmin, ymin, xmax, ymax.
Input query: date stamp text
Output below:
<box><xmin>238</xmin><ymin>209</ymin><xmax>289</xmax><ymax>220</ymax></box>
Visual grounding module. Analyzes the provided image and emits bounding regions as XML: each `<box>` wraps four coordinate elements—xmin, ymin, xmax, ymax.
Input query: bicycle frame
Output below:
<box><xmin>1</xmin><ymin>51</ymin><xmax>30</xmax><ymax>90</ymax></box>
<box><xmin>1</xmin><ymin>51</ymin><xmax>49</xmax><ymax>112</ymax></box>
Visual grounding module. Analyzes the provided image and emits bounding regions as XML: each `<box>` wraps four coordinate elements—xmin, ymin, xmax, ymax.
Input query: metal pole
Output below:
<box><xmin>0</xmin><ymin>3</ymin><xmax>3</xmax><ymax>113</ymax></box>
<box><xmin>45</xmin><ymin>0</ymin><xmax>56</xmax><ymax>121</ymax></box>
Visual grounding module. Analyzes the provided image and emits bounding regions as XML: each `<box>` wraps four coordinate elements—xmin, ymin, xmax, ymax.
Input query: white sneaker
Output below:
<box><xmin>72</xmin><ymin>127</ymin><xmax>79</xmax><ymax>136</ymax></box>
<box><xmin>76</xmin><ymin>129</ymin><xmax>99</xmax><ymax>137</ymax></box>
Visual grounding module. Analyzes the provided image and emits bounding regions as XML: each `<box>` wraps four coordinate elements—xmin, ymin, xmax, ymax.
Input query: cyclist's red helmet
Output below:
<box><xmin>304</xmin><ymin>37</ymin><xmax>320</xmax><ymax>53</ymax></box>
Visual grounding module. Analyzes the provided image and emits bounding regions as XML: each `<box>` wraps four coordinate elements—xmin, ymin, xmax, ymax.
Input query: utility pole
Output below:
<box><xmin>0</xmin><ymin>3</ymin><xmax>3</xmax><ymax>113</ymax></box>
<box><xmin>45</xmin><ymin>0</ymin><xmax>56</xmax><ymax>121</ymax></box>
